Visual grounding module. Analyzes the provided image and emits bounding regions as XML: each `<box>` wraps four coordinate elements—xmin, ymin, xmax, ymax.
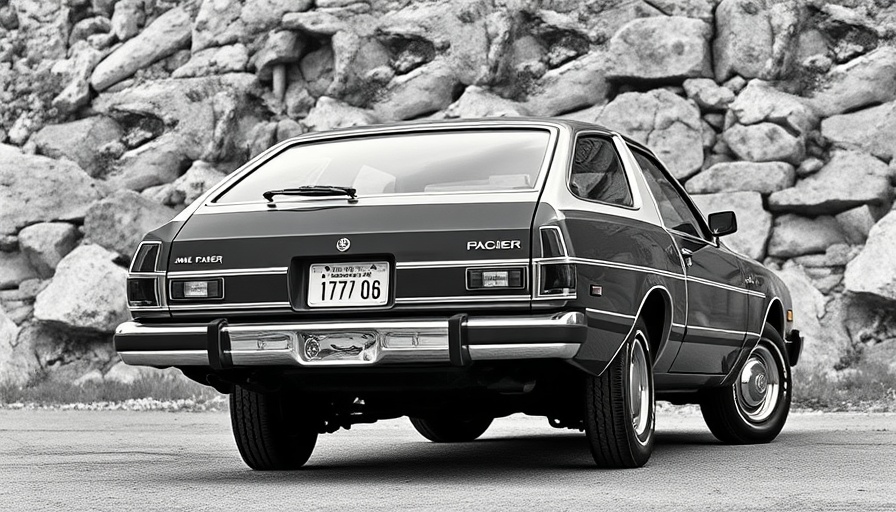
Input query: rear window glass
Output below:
<box><xmin>214</xmin><ymin>129</ymin><xmax>552</xmax><ymax>204</ymax></box>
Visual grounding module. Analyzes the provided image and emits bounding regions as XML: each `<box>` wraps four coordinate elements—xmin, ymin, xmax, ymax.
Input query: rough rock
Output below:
<box><xmin>8</xmin><ymin>0</ymin><xmax>69</xmax><ymax>61</ymax></box>
<box><xmin>0</xmin><ymin>146</ymin><xmax>105</xmax><ymax>236</ymax></box>
<box><xmin>774</xmin><ymin>264</ymin><xmax>848</xmax><ymax>371</ymax></box>
<box><xmin>17</xmin><ymin>223</ymin><xmax>80</xmax><ymax>279</ymax></box>
<box><xmin>807</xmin><ymin>47</ymin><xmax>896</xmax><ymax>117</ymax></box>
<box><xmin>714</xmin><ymin>0</ymin><xmax>772</xmax><ymax>81</ymax></box>
<box><xmin>821</xmin><ymin>101</ymin><xmax>896</xmax><ymax>162</ymax></box>
<box><xmin>69</xmin><ymin>16</ymin><xmax>111</xmax><ymax>45</ymax></box>
<box><xmin>523</xmin><ymin>52</ymin><xmax>611</xmax><ymax>117</ymax></box>
<box><xmin>723</xmin><ymin>123</ymin><xmax>804</xmax><ymax>164</ymax></box>
<box><xmin>0</xmin><ymin>251</ymin><xmax>38</xmax><ymax>290</ymax></box>
<box><xmin>445</xmin><ymin>86</ymin><xmax>529</xmax><ymax>118</ymax></box>
<box><xmin>642</xmin><ymin>0</ymin><xmax>716</xmax><ymax>22</ymax></box>
<box><xmin>240</xmin><ymin>0</ymin><xmax>314</xmax><ymax>35</ymax></box>
<box><xmin>596</xmin><ymin>89</ymin><xmax>703</xmax><ymax>180</ymax></box>
<box><xmin>836</xmin><ymin>206</ymin><xmax>877</xmax><ymax>245</ymax></box>
<box><xmin>607</xmin><ymin>16</ymin><xmax>713</xmax><ymax>81</ymax></box>
<box><xmin>84</xmin><ymin>190</ymin><xmax>177</xmax><ymax>259</ymax></box>
<box><xmin>0</xmin><ymin>305</ymin><xmax>39</xmax><ymax>387</ymax></box>
<box><xmin>844</xmin><ymin>211</ymin><xmax>896</xmax><ymax>302</ymax></box>
<box><xmin>276</xmin><ymin>119</ymin><xmax>303</xmax><ymax>142</ymax></box>
<box><xmin>767</xmin><ymin>215</ymin><xmax>848</xmax><ymax>258</ymax></box>
<box><xmin>281</xmin><ymin>10</ymin><xmax>345</xmax><ymax>36</ymax></box>
<box><xmin>171</xmin><ymin>161</ymin><xmax>227</xmax><ymax>206</ymax></box>
<box><xmin>104</xmin><ymin>134</ymin><xmax>191</xmax><ymax>192</ymax></box>
<box><xmin>371</xmin><ymin>61</ymin><xmax>459</xmax><ymax>121</ymax></box>
<box><xmin>33</xmin><ymin>244</ymin><xmax>129</xmax><ymax>332</ymax></box>
<box><xmin>110</xmin><ymin>0</ymin><xmax>144</xmax><ymax>42</ymax></box>
<box><xmin>685</xmin><ymin>161</ymin><xmax>795</xmax><ymax>195</ymax></box>
<box><xmin>191</xmin><ymin>0</ymin><xmax>244</xmax><ymax>52</ymax></box>
<box><xmin>31</xmin><ymin>117</ymin><xmax>123</xmax><ymax>178</ymax></box>
<box><xmin>690</xmin><ymin>191</ymin><xmax>771</xmax><ymax>260</ymax></box>
<box><xmin>91</xmin><ymin>7</ymin><xmax>193</xmax><ymax>91</ymax></box>
<box><xmin>252</xmin><ymin>31</ymin><xmax>305</xmax><ymax>81</ymax></box>
<box><xmin>302</xmin><ymin>96</ymin><xmax>379</xmax><ymax>132</ymax></box>
<box><xmin>729</xmin><ymin>80</ymin><xmax>818</xmax><ymax>135</ymax></box>
<box><xmin>172</xmin><ymin>44</ymin><xmax>249</xmax><ymax>78</ymax></box>
<box><xmin>683</xmin><ymin>78</ymin><xmax>734</xmax><ymax>111</ymax></box>
<box><xmin>768</xmin><ymin>151</ymin><xmax>892</xmax><ymax>216</ymax></box>
<box><xmin>51</xmin><ymin>42</ymin><xmax>103</xmax><ymax>115</ymax></box>
<box><xmin>93</xmin><ymin>73</ymin><xmax>266</xmax><ymax>165</ymax></box>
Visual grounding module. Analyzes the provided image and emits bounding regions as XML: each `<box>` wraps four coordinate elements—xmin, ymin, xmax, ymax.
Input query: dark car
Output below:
<box><xmin>115</xmin><ymin>119</ymin><xmax>803</xmax><ymax>469</ymax></box>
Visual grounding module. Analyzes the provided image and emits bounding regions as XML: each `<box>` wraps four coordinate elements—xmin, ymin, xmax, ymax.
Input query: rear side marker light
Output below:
<box><xmin>787</xmin><ymin>309</ymin><xmax>793</xmax><ymax>322</ymax></box>
<box><xmin>467</xmin><ymin>268</ymin><xmax>525</xmax><ymax>290</ymax></box>
<box><xmin>170</xmin><ymin>279</ymin><xmax>224</xmax><ymax>300</ymax></box>
<box><xmin>127</xmin><ymin>278</ymin><xmax>158</xmax><ymax>307</ymax></box>
<box><xmin>541</xmin><ymin>263</ymin><xmax>576</xmax><ymax>295</ymax></box>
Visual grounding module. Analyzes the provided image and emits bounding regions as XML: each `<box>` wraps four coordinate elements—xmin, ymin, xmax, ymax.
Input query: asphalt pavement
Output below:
<box><xmin>0</xmin><ymin>409</ymin><xmax>894</xmax><ymax>511</ymax></box>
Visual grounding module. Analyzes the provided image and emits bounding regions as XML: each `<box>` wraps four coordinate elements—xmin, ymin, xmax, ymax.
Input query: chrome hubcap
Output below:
<box><xmin>629</xmin><ymin>334</ymin><xmax>651</xmax><ymax>438</ymax></box>
<box><xmin>735</xmin><ymin>345</ymin><xmax>780</xmax><ymax>423</ymax></box>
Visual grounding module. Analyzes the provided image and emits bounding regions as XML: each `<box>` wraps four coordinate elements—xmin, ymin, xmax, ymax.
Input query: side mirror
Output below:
<box><xmin>708</xmin><ymin>211</ymin><xmax>737</xmax><ymax>237</ymax></box>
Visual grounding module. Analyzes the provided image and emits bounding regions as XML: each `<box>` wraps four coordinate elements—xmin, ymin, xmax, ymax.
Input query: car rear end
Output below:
<box><xmin>115</xmin><ymin>121</ymin><xmax>587</xmax><ymax>383</ymax></box>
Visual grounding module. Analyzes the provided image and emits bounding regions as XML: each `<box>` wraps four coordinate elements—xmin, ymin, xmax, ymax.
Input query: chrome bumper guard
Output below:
<box><xmin>114</xmin><ymin>311</ymin><xmax>586</xmax><ymax>368</ymax></box>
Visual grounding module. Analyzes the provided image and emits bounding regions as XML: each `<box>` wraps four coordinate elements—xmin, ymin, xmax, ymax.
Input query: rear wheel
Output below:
<box><xmin>229</xmin><ymin>385</ymin><xmax>319</xmax><ymax>470</ymax></box>
<box><xmin>699</xmin><ymin>323</ymin><xmax>791</xmax><ymax>444</ymax></box>
<box><xmin>409</xmin><ymin>416</ymin><xmax>493</xmax><ymax>443</ymax></box>
<box><xmin>583</xmin><ymin>318</ymin><xmax>655</xmax><ymax>468</ymax></box>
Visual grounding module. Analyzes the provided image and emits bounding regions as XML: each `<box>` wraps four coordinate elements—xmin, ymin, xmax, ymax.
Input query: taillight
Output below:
<box><xmin>540</xmin><ymin>263</ymin><xmax>576</xmax><ymax>295</ymax></box>
<box><xmin>540</xmin><ymin>226</ymin><xmax>567</xmax><ymax>258</ymax></box>
<box><xmin>127</xmin><ymin>278</ymin><xmax>158</xmax><ymax>307</ymax></box>
<box><xmin>130</xmin><ymin>242</ymin><xmax>160</xmax><ymax>272</ymax></box>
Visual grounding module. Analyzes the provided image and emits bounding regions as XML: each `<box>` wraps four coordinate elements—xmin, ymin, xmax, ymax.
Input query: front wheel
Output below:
<box><xmin>699</xmin><ymin>323</ymin><xmax>791</xmax><ymax>444</ymax></box>
<box><xmin>409</xmin><ymin>416</ymin><xmax>493</xmax><ymax>443</ymax></box>
<box><xmin>229</xmin><ymin>386</ymin><xmax>319</xmax><ymax>470</ymax></box>
<box><xmin>583</xmin><ymin>318</ymin><xmax>655</xmax><ymax>468</ymax></box>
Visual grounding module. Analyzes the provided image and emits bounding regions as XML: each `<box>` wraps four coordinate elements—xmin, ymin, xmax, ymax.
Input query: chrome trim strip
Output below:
<box><xmin>166</xmin><ymin>267</ymin><xmax>288</xmax><ymax>277</ymax></box>
<box><xmin>395</xmin><ymin>295</ymin><xmax>530</xmax><ymax>304</ymax></box>
<box><xmin>467</xmin><ymin>311</ymin><xmax>584</xmax><ymax>328</ymax></box>
<box><xmin>686</xmin><ymin>325</ymin><xmax>753</xmax><ymax>337</ymax></box>
<box><xmin>168</xmin><ymin>302</ymin><xmax>292</xmax><ymax>311</ymax></box>
<box><xmin>585</xmin><ymin>308</ymin><xmax>636</xmax><ymax>320</ymax></box>
<box><xmin>688</xmin><ymin>276</ymin><xmax>766</xmax><ymax>298</ymax></box>
<box><xmin>468</xmin><ymin>343</ymin><xmax>580</xmax><ymax>360</ymax></box>
<box><xmin>396</xmin><ymin>259</ymin><xmax>530</xmax><ymax>270</ymax></box>
<box><xmin>119</xmin><ymin>350</ymin><xmax>209</xmax><ymax>366</ymax></box>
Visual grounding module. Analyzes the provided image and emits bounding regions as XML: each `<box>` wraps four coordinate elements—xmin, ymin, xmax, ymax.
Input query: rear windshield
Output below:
<box><xmin>214</xmin><ymin>129</ymin><xmax>552</xmax><ymax>204</ymax></box>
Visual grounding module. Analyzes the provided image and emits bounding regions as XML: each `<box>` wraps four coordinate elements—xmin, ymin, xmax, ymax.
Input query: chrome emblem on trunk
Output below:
<box><xmin>336</xmin><ymin>238</ymin><xmax>351</xmax><ymax>252</ymax></box>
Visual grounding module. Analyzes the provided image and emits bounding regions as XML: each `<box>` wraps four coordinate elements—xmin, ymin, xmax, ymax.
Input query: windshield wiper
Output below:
<box><xmin>263</xmin><ymin>186</ymin><xmax>358</xmax><ymax>203</ymax></box>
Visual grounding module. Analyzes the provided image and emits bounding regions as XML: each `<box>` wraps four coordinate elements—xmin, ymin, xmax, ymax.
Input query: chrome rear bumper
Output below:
<box><xmin>114</xmin><ymin>311</ymin><xmax>587</xmax><ymax>368</ymax></box>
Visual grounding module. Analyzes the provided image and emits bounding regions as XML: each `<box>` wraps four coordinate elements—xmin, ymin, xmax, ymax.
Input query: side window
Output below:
<box><xmin>632</xmin><ymin>151</ymin><xmax>706</xmax><ymax>239</ymax></box>
<box><xmin>569</xmin><ymin>136</ymin><xmax>633</xmax><ymax>207</ymax></box>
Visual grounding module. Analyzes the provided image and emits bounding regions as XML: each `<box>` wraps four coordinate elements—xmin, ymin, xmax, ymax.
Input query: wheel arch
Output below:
<box><xmin>638</xmin><ymin>285</ymin><xmax>673</xmax><ymax>362</ymax></box>
<box><xmin>763</xmin><ymin>298</ymin><xmax>785</xmax><ymax>338</ymax></box>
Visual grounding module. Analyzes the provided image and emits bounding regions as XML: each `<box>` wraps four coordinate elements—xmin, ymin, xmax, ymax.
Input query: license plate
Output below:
<box><xmin>307</xmin><ymin>261</ymin><xmax>390</xmax><ymax>307</ymax></box>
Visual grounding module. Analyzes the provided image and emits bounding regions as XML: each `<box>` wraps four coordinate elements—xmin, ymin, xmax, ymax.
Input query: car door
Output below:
<box><xmin>630</xmin><ymin>149</ymin><xmax>749</xmax><ymax>375</ymax></box>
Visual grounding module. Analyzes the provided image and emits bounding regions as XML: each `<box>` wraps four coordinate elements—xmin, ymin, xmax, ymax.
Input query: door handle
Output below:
<box><xmin>680</xmin><ymin>247</ymin><xmax>693</xmax><ymax>267</ymax></box>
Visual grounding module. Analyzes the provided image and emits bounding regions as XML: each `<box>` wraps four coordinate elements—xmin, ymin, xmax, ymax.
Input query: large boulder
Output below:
<box><xmin>103</xmin><ymin>134</ymin><xmax>191</xmax><ymax>192</ymax></box>
<box><xmin>807</xmin><ymin>47</ymin><xmax>896</xmax><ymax>118</ymax></box>
<box><xmin>606</xmin><ymin>16</ymin><xmax>713</xmax><ymax>81</ymax></box>
<box><xmin>445</xmin><ymin>86</ymin><xmax>529</xmax><ymax>118</ymax></box>
<box><xmin>52</xmin><ymin>41</ymin><xmax>103</xmax><ymax>116</ymax></box>
<box><xmin>172</xmin><ymin>44</ymin><xmax>249</xmax><ymax>78</ymax></box>
<box><xmin>713</xmin><ymin>0</ymin><xmax>772</xmax><ymax>81</ymax></box>
<box><xmin>33</xmin><ymin>244</ymin><xmax>129</xmax><ymax>332</ymax></box>
<box><xmin>685</xmin><ymin>161</ymin><xmax>795</xmax><ymax>195</ymax></box>
<box><xmin>17</xmin><ymin>223</ymin><xmax>80</xmax><ymax>279</ymax></box>
<box><xmin>821</xmin><ymin>101</ymin><xmax>896</xmax><ymax>162</ymax></box>
<box><xmin>523</xmin><ymin>51</ymin><xmax>612</xmax><ymax>117</ymax></box>
<box><xmin>767</xmin><ymin>214</ymin><xmax>848</xmax><ymax>258</ymax></box>
<box><xmin>768</xmin><ymin>151</ymin><xmax>892</xmax><ymax>216</ymax></box>
<box><xmin>836</xmin><ymin>206</ymin><xmax>877</xmax><ymax>245</ymax></box>
<box><xmin>31</xmin><ymin>117</ymin><xmax>123</xmax><ymax>179</ymax></box>
<box><xmin>371</xmin><ymin>61</ymin><xmax>460</xmax><ymax>121</ymax></box>
<box><xmin>303</xmin><ymin>96</ymin><xmax>380</xmax><ymax>133</ymax></box>
<box><xmin>641</xmin><ymin>0</ymin><xmax>716</xmax><ymax>22</ymax></box>
<box><xmin>723</xmin><ymin>123</ymin><xmax>804</xmax><ymax>164</ymax></box>
<box><xmin>844</xmin><ymin>211</ymin><xmax>896</xmax><ymax>302</ymax></box>
<box><xmin>0</xmin><ymin>305</ymin><xmax>40</xmax><ymax>387</ymax></box>
<box><xmin>90</xmin><ymin>7</ymin><xmax>193</xmax><ymax>91</ymax></box>
<box><xmin>691</xmin><ymin>191</ymin><xmax>771</xmax><ymax>260</ymax></box>
<box><xmin>596</xmin><ymin>89</ymin><xmax>703</xmax><ymax>180</ymax></box>
<box><xmin>728</xmin><ymin>80</ymin><xmax>818</xmax><ymax>135</ymax></box>
<box><xmin>0</xmin><ymin>251</ymin><xmax>38</xmax><ymax>290</ymax></box>
<box><xmin>84</xmin><ymin>190</ymin><xmax>177</xmax><ymax>259</ymax></box>
<box><xmin>682</xmin><ymin>78</ymin><xmax>734</xmax><ymax>111</ymax></box>
<box><xmin>0</xmin><ymin>146</ymin><xmax>105</xmax><ymax>236</ymax></box>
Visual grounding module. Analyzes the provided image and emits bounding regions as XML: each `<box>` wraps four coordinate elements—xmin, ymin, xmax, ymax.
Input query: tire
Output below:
<box><xmin>699</xmin><ymin>323</ymin><xmax>791</xmax><ymax>444</ymax></box>
<box><xmin>583</xmin><ymin>318</ymin><xmax>655</xmax><ymax>468</ymax></box>
<box><xmin>229</xmin><ymin>385</ymin><xmax>319</xmax><ymax>470</ymax></box>
<box><xmin>409</xmin><ymin>416</ymin><xmax>493</xmax><ymax>443</ymax></box>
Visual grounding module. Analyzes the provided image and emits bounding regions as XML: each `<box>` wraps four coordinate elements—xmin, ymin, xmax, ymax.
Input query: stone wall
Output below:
<box><xmin>1</xmin><ymin>0</ymin><xmax>896</xmax><ymax>387</ymax></box>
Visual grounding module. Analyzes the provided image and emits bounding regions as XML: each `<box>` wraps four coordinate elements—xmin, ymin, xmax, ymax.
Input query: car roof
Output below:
<box><xmin>287</xmin><ymin>117</ymin><xmax>658</xmax><ymax>160</ymax></box>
